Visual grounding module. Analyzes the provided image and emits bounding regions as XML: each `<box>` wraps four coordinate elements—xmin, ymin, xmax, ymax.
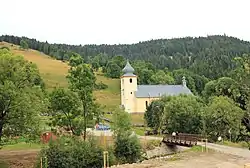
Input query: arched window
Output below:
<box><xmin>131</xmin><ymin>92</ymin><xmax>132</xmax><ymax>94</ymax></box>
<box><xmin>130</xmin><ymin>78</ymin><xmax>132</xmax><ymax>83</ymax></box>
<box><xmin>145</xmin><ymin>101</ymin><xmax>148</xmax><ymax>107</ymax></box>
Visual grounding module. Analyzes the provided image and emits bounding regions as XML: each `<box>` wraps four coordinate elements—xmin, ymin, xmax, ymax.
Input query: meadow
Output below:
<box><xmin>0</xmin><ymin>42</ymin><xmax>120</xmax><ymax>112</ymax></box>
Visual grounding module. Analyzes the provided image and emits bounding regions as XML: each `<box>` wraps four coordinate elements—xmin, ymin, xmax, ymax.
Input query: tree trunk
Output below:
<box><xmin>0</xmin><ymin>120</ymin><xmax>4</xmax><ymax>141</ymax></box>
<box><xmin>83</xmin><ymin>115</ymin><xmax>87</xmax><ymax>141</ymax></box>
<box><xmin>83</xmin><ymin>100</ymin><xmax>87</xmax><ymax>141</ymax></box>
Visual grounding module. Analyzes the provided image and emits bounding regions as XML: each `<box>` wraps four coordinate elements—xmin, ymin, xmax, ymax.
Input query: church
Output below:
<box><xmin>120</xmin><ymin>60</ymin><xmax>193</xmax><ymax>113</ymax></box>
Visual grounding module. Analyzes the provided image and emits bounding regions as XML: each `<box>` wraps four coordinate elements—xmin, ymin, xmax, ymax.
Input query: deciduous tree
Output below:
<box><xmin>67</xmin><ymin>54</ymin><xmax>98</xmax><ymax>140</ymax></box>
<box><xmin>0</xmin><ymin>49</ymin><xmax>46</xmax><ymax>140</ymax></box>
<box><xmin>49</xmin><ymin>88</ymin><xmax>83</xmax><ymax>135</ymax></box>
<box><xmin>204</xmin><ymin>96</ymin><xmax>244</xmax><ymax>141</ymax></box>
<box><xmin>20</xmin><ymin>39</ymin><xmax>29</xmax><ymax>49</ymax></box>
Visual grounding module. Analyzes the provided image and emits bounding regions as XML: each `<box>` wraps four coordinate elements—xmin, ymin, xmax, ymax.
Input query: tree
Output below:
<box><xmin>111</xmin><ymin>108</ymin><xmax>132</xmax><ymax>136</ymax></box>
<box><xmin>114</xmin><ymin>133</ymin><xmax>142</xmax><ymax>164</ymax></box>
<box><xmin>105</xmin><ymin>61</ymin><xmax>121</xmax><ymax>78</ymax></box>
<box><xmin>37</xmin><ymin>136</ymin><xmax>112</xmax><ymax>168</ymax></box>
<box><xmin>230</xmin><ymin>55</ymin><xmax>250</xmax><ymax>131</ymax></box>
<box><xmin>20</xmin><ymin>39</ymin><xmax>29</xmax><ymax>49</ymax></box>
<box><xmin>150</xmin><ymin>70</ymin><xmax>175</xmax><ymax>84</ymax></box>
<box><xmin>91</xmin><ymin>61</ymin><xmax>100</xmax><ymax>72</ymax></box>
<box><xmin>144</xmin><ymin>99</ymin><xmax>165</xmax><ymax>131</ymax></box>
<box><xmin>202</xmin><ymin>77</ymin><xmax>246</xmax><ymax>109</ymax></box>
<box><xmin>0</xmin><ymin>49</ymin><xmax>46</xmax><ymax>140</ymax></box>
<box><xmin>132</xmin><ymin>60</ymin><xmax>155</xmax><ymax>84</ymax></box>
<box><xmin>162</xmin><ymin>95</ymin><xmax>203</xmax><ymax>134</ymax></box>
<box><xmin>67</xmin><ymin>54</ymin><xmax>98</xmax><ymax>140</ymax></box>
<box><xmin>204</xmin><ymin>96</ymin><xmax>244</xmax><ymax>141</ymax></box>
<box><xmin>49</xmin><ymin>88</ymin><xmax>83</xmax><ymax>135</ymax></box>
<box><xmin>111</xmin><ymin>108</ymin><xmax>142</xmax><ymax>164</ymax></box>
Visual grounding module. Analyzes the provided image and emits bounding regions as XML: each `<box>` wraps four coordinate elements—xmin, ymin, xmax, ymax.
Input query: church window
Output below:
<box><xmin>130</xmin><ymin>78</ymin><xmax>132</xmax><ymax>83</ymax></box>
<box><xmin>145</xmin><ymin>101</ymin><xmax>148</xmax><ymax>107</ymax></box>
<box><xmin>131</xmin><ymin>92</ymin><xmax>132</xmax><ymax>94</ymax></box>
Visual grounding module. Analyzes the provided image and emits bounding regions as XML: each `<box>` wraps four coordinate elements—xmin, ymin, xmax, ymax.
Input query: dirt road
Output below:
<box><xmin>198</xmin><ymin>142</ymin><xmax>250</xmax><ymax>159</ymax></box>
<box><xmin>0</xmin><ymin>149</ymin><xmax>39</xmax><ymax>168</ymax></box>
<box><xmin>111</xmin><ymin>151</ymin><xmax>250</xmax><ymax>168</ymax></box>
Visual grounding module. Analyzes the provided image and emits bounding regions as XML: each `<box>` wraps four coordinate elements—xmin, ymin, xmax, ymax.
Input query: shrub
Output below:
<box><xmin>0</xmin><ymin>46</ymin><xmax>10</xmax><ymax>50</ymax></box>
<box><xmin>95</xmin><ymin>82</ymin><xmax>108</xmax><ymax>90</ymax></box>
<box><xmin>142</xmin><ymin>140</ymin><xmax>161</xmax><ymax>150</ymax></box>
<box><xmin>114</xmin><ymin>133</ymin><xmax>142</xmax><ymax>164</ymax></box>
<box><xmin>36</xmin><ymin>136</ymin><xmax>106</xmax><ymax>168</ymax></box>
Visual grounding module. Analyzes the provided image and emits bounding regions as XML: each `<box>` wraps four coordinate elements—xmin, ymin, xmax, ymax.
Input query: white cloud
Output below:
<box><xmin>0</xmin><ymin>0</ymin><xmax>249</xmax><ymax>44</ymax></box>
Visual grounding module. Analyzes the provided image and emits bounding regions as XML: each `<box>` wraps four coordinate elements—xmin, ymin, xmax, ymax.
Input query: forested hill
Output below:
<box><xmin>1</xmin><ymin>35</ymin><xmax>250</xmax><ymax>79</ymax></box>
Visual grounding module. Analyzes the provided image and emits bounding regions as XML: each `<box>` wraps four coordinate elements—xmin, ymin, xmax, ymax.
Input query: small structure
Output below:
<box><xmin>120</xmin><ymin>60</ymin><xmax>193</xmax><ymax>113</ymax></box>
<box><xmin>40</xmin><ymin>131</ymin><xmax>57</xmax><ymax>143</ymax></box>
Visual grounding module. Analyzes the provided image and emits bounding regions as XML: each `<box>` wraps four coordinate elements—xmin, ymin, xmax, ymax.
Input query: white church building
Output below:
<box><xmin>120</xmin><ymin>60</ymin><xmax>192</xmax><ymax>113</ymax></box>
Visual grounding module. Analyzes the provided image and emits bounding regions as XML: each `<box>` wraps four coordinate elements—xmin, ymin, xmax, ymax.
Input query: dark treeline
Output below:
<box><xmin>1</xmin><ymin>35</ymin><xmax>250</xmax><ymax>80</ymax></box>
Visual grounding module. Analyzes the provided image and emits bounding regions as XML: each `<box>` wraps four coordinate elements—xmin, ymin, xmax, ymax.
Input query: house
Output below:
<box><xmin>120</xmin><ymin>60</ymin><xmax>192</xmax><ymax>113</ymax></box>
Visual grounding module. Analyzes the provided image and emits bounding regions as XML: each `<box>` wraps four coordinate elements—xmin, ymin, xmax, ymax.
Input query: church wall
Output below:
<box><xmin>135</xmin><ymin>97</ymin><xmax>160</xmax><ymax>113</ymax></box>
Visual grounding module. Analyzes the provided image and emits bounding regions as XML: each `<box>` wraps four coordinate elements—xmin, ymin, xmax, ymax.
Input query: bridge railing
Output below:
<box><xmin>162</xmin><ymin>133</ymin><xmax>203</xmax><ymax>147</ymax></box>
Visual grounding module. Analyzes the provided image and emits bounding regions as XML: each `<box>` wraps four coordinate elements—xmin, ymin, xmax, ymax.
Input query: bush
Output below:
<box><xmin>95</xmin><ymin>82</ymin><xmax>108</xmax><ymax>90</ymax></box>
<box><xmin>36</xmin><ymin>136</ymin><xmax>107</xmax><ymax>168</ymax></box>
<box><xmin>114</xmin><ymin>133</ymin><xmax>142</xmax><ymax>164</ymax></box>
<box><xmin>0</xmin><ymin>46</ymin><xmax>10</xmax><ymax>50</ymax></box>
<box><xmin>143</xmin><ymin>140</ymin><xmax>161</xmax><ymax>150</ymax></box>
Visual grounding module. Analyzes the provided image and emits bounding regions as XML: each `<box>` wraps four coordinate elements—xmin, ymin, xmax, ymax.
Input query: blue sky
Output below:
<box><xmin>0</xmin><ymin>0</ymin><xmax>249</xmax><ymax>45</ymax></box>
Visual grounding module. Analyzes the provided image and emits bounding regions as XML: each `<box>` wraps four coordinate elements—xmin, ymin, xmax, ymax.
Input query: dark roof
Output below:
<box><xmin>122</xmin><ymin>60</ymin><xmax>135</xmax><ymax>74</ymax></box>
<box><xmin>122</xmin><ymin>73</ymin><xmax>136</xmax><ymax>77</ymax></box>
<box><xmin>135</xmin><ymin>85</ymin><xmax>192</xmax><ymax>98</ymax></box>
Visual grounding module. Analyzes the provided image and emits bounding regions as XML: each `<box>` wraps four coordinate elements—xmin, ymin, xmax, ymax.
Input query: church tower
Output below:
<box><xmin>121</xmin><ymin>60</ymin><xmax>137</xmax><ymax>113</ymax></box>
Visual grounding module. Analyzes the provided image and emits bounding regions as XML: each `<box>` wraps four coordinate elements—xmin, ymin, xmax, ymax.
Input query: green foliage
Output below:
<box><xmin>105</xmin><ymin>61</ymin><xmax>122</xmax><ymax>78</ymax></box>
<box><xmin>203</xmin><ymin>77</ymin><xmax>247</xmax><ymax>110</ymax></box>
<box><xmin>145</xmin><ymin>100</ymin><xmax>165</xmax><ymax>131</ymax></box>
<box><xmin>204</xmin><ymin>96</ymin><xmax>244</xmax><ymax>141</ymax></box>
<box><xmin>0</xmin><ymin>49</ymin><xmax>46</xmax><ymax>140</ymax></box>
<box><xmin>20</xmin><ymin>39</ymin><xmax>29</xmax><ymax>49</ymax></box>
<box><xmin>230</xmin><ymin>55</ymin><xmax>250</xmax><ymax>131</ymax></box>
<box><xmin>111</xmin><ymin>108</ymin><xmax>132</xmax><ymax>135</ymax></box>
<box><xmin>114</xmin><ymin>133</ymin><xmax>142</xmax><ymax>164</ymax></box>
<box><xmin>3</xmin><ymin>35</ymin><xmax>249</xmax><ymax>80</ymax></box>
<box><xmin>67</xmin><ymin>54</ymin><xmax>99</xmax><ymax>140</ymax></box>
<box><xmin>162</xmin><ymin>95</ymin><xmax>204</xmax><ymax>134</ymax></box>
<box><xmin>49</xmin><ymin>88</ymin><xmax>83</xmax><ymax>135</ymax></box>
<box><xmin>111</xmin><ymin>108</ymin><xmax>142</xmax><ymax>164</ymax></box>
<box><xmin>172</xmin><ymin>69</ymin><xmax>209</xmax><ymax>95</ymax></box>
<box><xmin>37</xmin><ymin>136</ymin><xmax>105</xmax><ymax>168</ymax></box>
<box><xmin>95</xmin><ymin>81</ymin><xmax>108</xmax><ymax>90</ymax></box>
<box><xmin>150</xmin><ymin>70</ymin><xmax>175</xmax><ymax>84</ymax></box>
<box><xmin>0</xmin><ymin>46</ymin><xmax>10</xmax><ymax>50</ymax></box>
<box><xmin>145</xmin><ymin>95</ymin><xmax>204</xmax><ymax>134</ymax></box>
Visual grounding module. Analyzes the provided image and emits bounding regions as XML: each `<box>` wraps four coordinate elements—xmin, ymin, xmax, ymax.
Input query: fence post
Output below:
<box><xmin>40</xmin><ymin>157</ymin><xmax>42</xmax><ymax>168</ymax></box>
<box><xmin>103</xmin><ymin>151</ymin><xmax>109</xmax><ymax>168</ymax></box>
<box><xmin>45</xmin><ymin>156</ymin><xmax>48</xmax><ymax>168</ymax></box>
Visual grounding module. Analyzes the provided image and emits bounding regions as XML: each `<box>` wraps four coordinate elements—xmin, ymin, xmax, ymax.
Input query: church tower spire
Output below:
<box><xmin>120</xmin><ymin>60</ymin><xmax>137</xmax><ymax>113</ymax></box>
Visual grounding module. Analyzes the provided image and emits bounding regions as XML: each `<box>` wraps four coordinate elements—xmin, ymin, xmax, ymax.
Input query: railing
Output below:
<box><xmin>162</xmin><ymin>133</ymin><xmax>203</xmax><ymax>147</ymax></box>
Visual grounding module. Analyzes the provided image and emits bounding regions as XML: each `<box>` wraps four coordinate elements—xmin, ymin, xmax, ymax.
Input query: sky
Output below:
<box><xmin>0</xmin><ymin>0</ymin><xmax>250</xmax><ymax>45</ymax></box>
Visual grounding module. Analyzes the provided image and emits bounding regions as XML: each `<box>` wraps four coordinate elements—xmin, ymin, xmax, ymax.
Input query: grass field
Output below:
<box><xmin>0</xmin><ymin>42</ymin><xmax>120</xmax><ymax>112</ymax></box>
<box><xmin>1</xmin><ymin>142</ymin><xmax>43</xmax><ymax>150</ymax></box>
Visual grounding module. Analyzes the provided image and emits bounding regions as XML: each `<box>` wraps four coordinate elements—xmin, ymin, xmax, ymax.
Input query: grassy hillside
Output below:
<box><xmin>0</xmin><ymin>42</ymin><xmax>120</xmax><ymax>112</ymax></box>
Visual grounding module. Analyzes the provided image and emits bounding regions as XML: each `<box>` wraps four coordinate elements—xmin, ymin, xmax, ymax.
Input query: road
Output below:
<box><xmin>198</xmin><ymin>142</ymin><xmax>250</xmax><ymax>159</ymax></box>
